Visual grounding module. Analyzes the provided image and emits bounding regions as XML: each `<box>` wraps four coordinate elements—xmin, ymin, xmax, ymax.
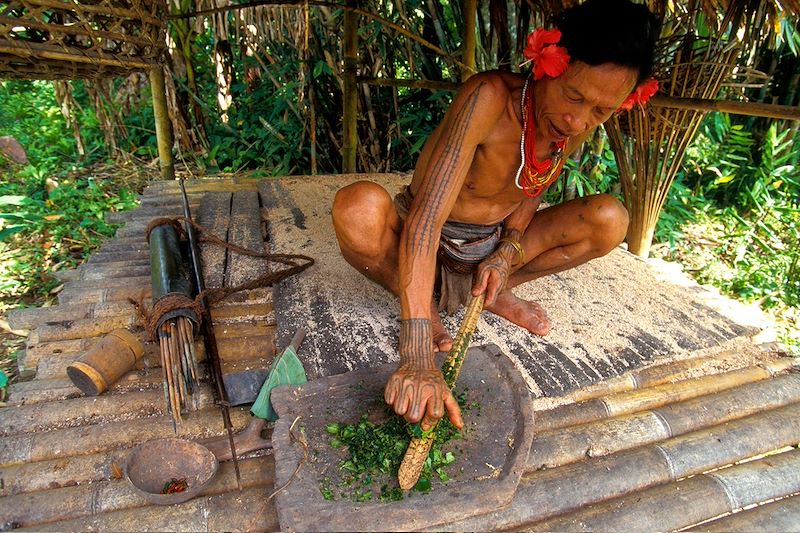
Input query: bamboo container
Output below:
<box><xmin>66</xmin><ymin>329</ymin><xmax>145</xmax><ymax>396</ymax></box>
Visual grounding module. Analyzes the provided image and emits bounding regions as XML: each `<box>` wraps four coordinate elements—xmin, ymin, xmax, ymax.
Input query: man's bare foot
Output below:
<box><xmin>485</xmin><ymin>289</ymin><xmax>551</xmax><ymax>336</ymax></box>
<box><xmin>431</xmin><ymin>301</ymin><xmax>453</xmax><ymax>352</ymax></box>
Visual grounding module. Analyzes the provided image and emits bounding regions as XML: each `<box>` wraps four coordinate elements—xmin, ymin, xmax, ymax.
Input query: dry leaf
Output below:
<box><xmin>110</xmin><ymin>462</ymin><xmax>124</xmax><ymax>480</ymax></box>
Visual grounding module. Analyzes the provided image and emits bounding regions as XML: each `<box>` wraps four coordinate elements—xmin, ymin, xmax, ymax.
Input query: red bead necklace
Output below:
<box><xmin>515</xmin><ymin>76</ymin><xmax>567</xmax><ymax>198</ymax></box>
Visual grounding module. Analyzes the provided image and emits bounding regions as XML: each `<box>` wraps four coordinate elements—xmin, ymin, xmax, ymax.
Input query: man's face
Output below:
<box><xmin>534</xmin><ymin>61</ymin><xmax>638</xmax><ymax>144</ymax></box>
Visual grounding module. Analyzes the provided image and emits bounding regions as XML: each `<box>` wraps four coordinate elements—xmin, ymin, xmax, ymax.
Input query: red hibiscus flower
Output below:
<box><xmin>522</xmin><ymin>28</ymin><xmax>570</xmax><ymax>80</ymax></box>
<box><xmin>618</xmin><ymin>78</ymin><xmax>659</xmax><ymax>111</ymax></box>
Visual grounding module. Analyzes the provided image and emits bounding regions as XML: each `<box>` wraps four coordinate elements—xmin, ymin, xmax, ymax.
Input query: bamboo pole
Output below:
<box><xmin>528</xmin><ymin>372</ymin><xmax>800</xmax><ymax>471</ymax></box>
<box><xmin>449</xmin><ymin>402</ymin><xmax>800</xmax><ymax>531</ymax></box>
<box><xmin>27</xmin><ymin>486</ymin><xmax>279</xmax><ymax>532</ymax></box>
<box><xmin>0</xmin><ymin>407</ymin><xmax>252</xmax><ymax>465</ymax></box>
<box><xmin>149</xmin><ymin>66</ymin><xmax>175</xmax><ymax>180</ymax></box>
<box><xmin>652</xmin><ymin>94</ymin><xmax>800</xmax><ymax>121</ymax></box>
<box><xmin>1</xmin><ymin>389</ymin><xmax>213</xmax><ymax>438</ymax></box>
<box><xmin>694</xmin><ymin>493</ymin><xmax>800</xmax><ymax>532</ymax></box>
<box><xmin>534</xmin><ymin>358</ymin><xmax>797</xmax><ymax>432</ymax></box>
<box><xmin>0</xmin><ymin>43</ymin><xmax>155</xmax><ymax>70</ymax></box>
<box><xmin>342</xmin><ymin>0</ymin><xmax>359</xmax><ymax>173</ymax></box>
<box><xmin>7</xmin><ymin>301</ymin><xmax>136</xmax><ymax>330</ymax></box>
<box><xmin>356</xmin><ymin>76</ymin><xmax>459</xmax><ymax>91</ymax></box>
<box><xmin>0</xmin><ymin>15</ymin><xmax>160</xmax><ymax>48</ymax></box>
<box><xmin>1</xmin><ymin>456</ymin><xmax>274</xmax><ymax>530</ymax></box>
<box><xmin>538</xmin><ymin>348</ymin><xmax>759</xmax><ymax>406</ymax></box>
<box><xmin>461</xmin><ymin>0</ymin><xmax>477</xmax><ymax>81</ymax></box>
<box><xmin>528</xmin><ymin>448</ymin><xmax>800</xmax><ymax>532</ymax></box>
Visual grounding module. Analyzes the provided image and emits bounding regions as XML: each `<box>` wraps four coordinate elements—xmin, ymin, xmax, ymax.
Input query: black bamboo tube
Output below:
<box><xmin>149</xmin><ymin>223</ymin><xmax>193</xmax><ymax>309</ymax></box>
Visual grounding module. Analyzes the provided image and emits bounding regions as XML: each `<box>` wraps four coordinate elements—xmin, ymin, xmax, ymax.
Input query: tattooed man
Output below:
<box><xmin>332</xmin><ymin>0</ymin><xmax>659</xmax><ymax>429</ymax></box>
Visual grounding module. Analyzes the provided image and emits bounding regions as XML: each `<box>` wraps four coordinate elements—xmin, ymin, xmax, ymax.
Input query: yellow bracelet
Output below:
<box><xmin>499</xmin><ymin>237</ymin><xmax>525</xmax><ymax>266</ymax></box>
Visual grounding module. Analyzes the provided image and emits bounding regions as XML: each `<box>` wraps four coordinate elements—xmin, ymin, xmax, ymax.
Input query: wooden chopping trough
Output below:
<box><xmin>269</xmin><ymin>344</ymin><xmax>535</xmax><ymax>532</ymax></box>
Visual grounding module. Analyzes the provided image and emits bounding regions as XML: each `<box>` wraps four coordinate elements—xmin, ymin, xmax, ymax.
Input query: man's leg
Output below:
<box><xmin>331</xmin><ymin>181</ymin><xmax>454</xmax><ymax>350</ymax></box>
<box><xmin>486</xmin><ymin>193</ymin><xmax>629</xmax><ymax>335</ymax></box>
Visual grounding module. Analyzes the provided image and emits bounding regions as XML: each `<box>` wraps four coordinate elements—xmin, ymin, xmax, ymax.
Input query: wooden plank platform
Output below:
<box><xmin>1</xmin><ymin>175</ymin><xmax>798</xmax><ymax>531</ymax></box>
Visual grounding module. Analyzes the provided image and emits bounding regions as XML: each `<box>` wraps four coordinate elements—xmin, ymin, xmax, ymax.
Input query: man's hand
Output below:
<box><xmin>387</xmin><ymin>318</ymin><xmax>463</xmax><ymax>430</ymax></box>
<box><xmin>384</xmin><ymin>365</ymin><xmax>463</xmax><ymax>430</ymax></box>
<box><xmin>473</xmin><ymin>248</ymin><xmax>512</xmax><ymax>306</ymax></box>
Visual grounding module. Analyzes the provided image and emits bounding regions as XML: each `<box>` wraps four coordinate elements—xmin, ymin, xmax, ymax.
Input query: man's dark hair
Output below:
<box><xmin>555</xmin><ymin>0</ymin><xmax>660</xmax><ymax>84</ymax></box>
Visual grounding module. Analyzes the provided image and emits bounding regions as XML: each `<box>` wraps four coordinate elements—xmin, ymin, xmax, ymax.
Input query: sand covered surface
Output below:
<box><xmin>261</xmin><ymin>174</ymin><xmax>771</xmax><ymax>399</ymax></box>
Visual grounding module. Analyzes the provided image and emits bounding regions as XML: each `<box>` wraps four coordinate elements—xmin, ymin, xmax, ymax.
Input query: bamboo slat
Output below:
<box><xmin>2</xmin><ymin>455</ymin><xmax>272</xmax><ymax>529</ymax></box>
<box><xmin>529</xmin><ymin>448</ymin><xmax>800</xmax><ymax>532</ymax></box>
<box><xmin>0</xmin><ymin>387</ymin><xmax>216</xmax><ymax>438</ymax></box>
<box><xmin>23</xmin><ymin>485</ymin><xmax>279</xmax><ymax>532</ymax></box>
<box><xmin>225</xmin><ymin>191</ymin><xmax>268</xmax><ymax>287</ymax></box>
<box><xmin>529</xmin><ymin>373</ymin><xmax>800</xmax><ymax>470</ymax></box>
<box><xmin>693</xmin><ymin>494</ymin><xmax>800</xmax><ymax>532</ymax></box>
<box><xmin>47</xmin><ymin>275</ymin><xmax>150</xmax><ymax>292</ymax></box>
<box><xmin>0</xmin><ymin>407</ymin><xmax>251</xmax><ymax>465</ymax></box>
<box><xmin>105</xmin><ymin>205</ymin><xmax>197</xmax><ymax>223</ymax></box>
<box><xmin>535</xmin><ymin>359</ymin><xmax>797</xmax><ymax>431</ymax></box>
<box><xmin>67</xmin><ymin>264</ymin><xmax>152</xmax><ymax>281</ymax></box>
<box><xmin>450</xmin><ymin>402</ymin><xmax>800</xmax><ymax>530</ymax></box>
<box><xmin>196</xmin><ymin>192</ymin><xmax>233</xmax><ymax>291</ymax></box>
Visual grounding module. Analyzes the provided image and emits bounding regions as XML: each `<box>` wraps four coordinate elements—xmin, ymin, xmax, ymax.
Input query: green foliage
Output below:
<box><xmin>657</xmin><ymin>113</ymin><xmax>800</xmax><ymax>345</ymax></box>
<box><xmin>323</xmin><ymin>406</ymin><xmax>461</xmax><ymax>501</ymax></box>
<box><xmin>0</xmin><ymin>80</ymin><xmax>104</xmax><ymax>175</ymax></box>
<box><xmin>0</xmin><ymin>176</ymin><xmax>137</xmax><ymax>300</ymax></box>
<box><xmin>544</xmin><ymin>130</ymin><xmax>619</xmax><ymax>205</ymax></box>
<box><xmin>0</xmin><ymin>80</ymin><xmax>137</xmax><ymax>304</ymax></box>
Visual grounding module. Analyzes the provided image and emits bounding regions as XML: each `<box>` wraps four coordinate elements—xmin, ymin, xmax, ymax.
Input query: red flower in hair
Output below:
<box><xmin>617</xmin><ymin>78</ymin><xmax>659</xmax><ymax>112</ymax></box>
<box><xmin>522</xmin><ymin>28</ymin><xmax>571</xmax><ymax>80</ymax></box>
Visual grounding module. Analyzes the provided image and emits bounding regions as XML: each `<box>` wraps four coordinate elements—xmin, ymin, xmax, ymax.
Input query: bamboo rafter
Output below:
<box><xmin>0</xmin><ymin>0</ymin><xmax>167</xmax><ymax>79</ymax></box>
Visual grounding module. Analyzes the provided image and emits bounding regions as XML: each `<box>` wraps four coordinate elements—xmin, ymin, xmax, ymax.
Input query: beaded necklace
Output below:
<box><xmin>514</xmin><ymin>75</ymin><xmax>567</xmax><ymax>198</ymax></box>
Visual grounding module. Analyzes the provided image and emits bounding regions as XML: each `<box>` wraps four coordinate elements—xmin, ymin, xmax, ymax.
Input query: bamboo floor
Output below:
<box><xmin>1</xmin><ymin>174</ymin><xmax>798</xmax><ymax>531</ymax></box>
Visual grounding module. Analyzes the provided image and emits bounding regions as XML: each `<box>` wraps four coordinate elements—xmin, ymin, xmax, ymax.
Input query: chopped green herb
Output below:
<box><xmin>320</xmin><ymin>391</ymin><xmax>479</xmax><ymax>501</ymax></box>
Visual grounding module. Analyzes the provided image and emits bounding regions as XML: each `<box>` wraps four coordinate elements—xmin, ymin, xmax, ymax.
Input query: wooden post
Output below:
<box><xmin>342</xmin><ymin>0</ymin><xmax>359</xmax><ymax>173</ymax></box>
<box><xmin>149</xmin><ymin>66</ymin><xmax>175</xmax><ymax>180</ymax></box>
<box><xmin>461</xmin><ymin>0</ymin><xmax>477</xmax><ymax>81</ymax></box>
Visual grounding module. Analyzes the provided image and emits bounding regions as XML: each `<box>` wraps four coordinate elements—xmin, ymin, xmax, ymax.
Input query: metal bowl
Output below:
<box><xmin>125</xmin><ymin>437</ymin><xmax>218</xmax><ymax>505</ymax></box>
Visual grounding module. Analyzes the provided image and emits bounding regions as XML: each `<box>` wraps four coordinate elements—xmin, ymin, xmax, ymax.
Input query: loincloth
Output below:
<box><xmin>394</xmin><ymin>186</ymin><xmax>502</xmax><ymax>314</ymax></box>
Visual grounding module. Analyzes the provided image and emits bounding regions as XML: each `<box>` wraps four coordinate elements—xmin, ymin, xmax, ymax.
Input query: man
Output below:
<box><xmin>332</xmin><ymin>0</ymin><xmax>659</xmax><ymax>430</ymax></box>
